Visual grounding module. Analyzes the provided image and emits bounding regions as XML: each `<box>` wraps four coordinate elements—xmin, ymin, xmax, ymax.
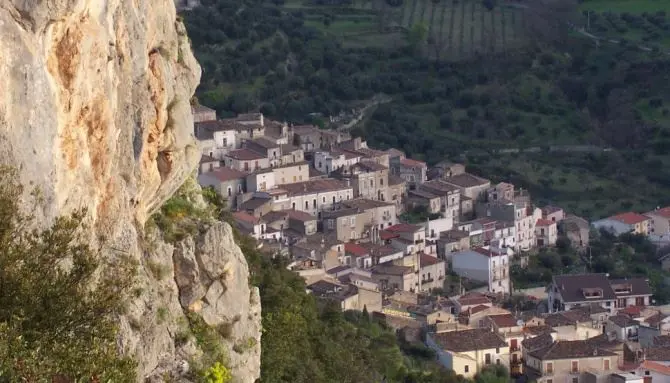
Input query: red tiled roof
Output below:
<box><xmin>233</xmin><ymin>211</ymin><xmax>260</xmax><ymax>225</ymax></box>
<box><xmin>345</xmin><ymin>243</ymin><xmax>369</xmax><ymax>257</ymax></box>
<box><xmin>639</xmin><ymin>360</ymin><xmax>670</xmax><ymax>375</ymax></box>
<box><xmin>458</xmin><ymin>292</ymin><xmax>491</xmax><ymax>306</ymax></box>
<box><xmin>226</xmin><ymin>148</ymin><xmax>266</xmax><ymax>161</ymax></box>
<box><xmin>400</xmin><ymin>158</ymin><xmax>427</xmax><ymax>168</ymax></box>
<box><xmin>380</xmin><ymin>231</ymin><xmax>399</xmax><ymax>240</ymax></box>
<box><xmin>619</xmin><ymin>306</ymin><xmax>643</xmax><ymax>317</ymax></box>
<box><xmin>203</xmin><ymin>167</ymin><xmax>248</xmax><ymax>182</ymax></box>
<box><xmin>611</xmin><ymin>212</ymin><xmax>649</xmax><ymax>225</ymax></box>
<box><xmin>647</xmin><ymin>207</ymin><xmax>670</xmax><ymax>219</ymax></box>
<box><xmin>536</xmin><ymin>219</ymin><xmax>555</xmax><ymax>226</ymax></box>
<box><xmin>488</xmin><ymin>313</ymin><xmax>518</xmax><ymax>328</ymax></box>
<box><xmin>386</xmin><ymin>223</ymin><xmax>423</xmax><ymax>233</ymax></box>
<box><xmin>283</xmin><ymin>209</ymin><xmax>316</xmax><ymax>222</ymax></box>
<box><xmin>469</xmin><ymin>304</ymin><xmax>491</xmax><ymax>314</ymax></box>
<box><xmin>420</xmin><ymin>253</ymin><xmax>441</xmax><ymax>267</ymax></box>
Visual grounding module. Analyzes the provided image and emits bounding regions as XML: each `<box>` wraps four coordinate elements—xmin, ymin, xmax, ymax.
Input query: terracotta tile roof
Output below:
<box><xmin>639</xmin><ymin>360</ymin><xmax>670</xmax><ymax>375</ymax></box>
<box><xmin>250</xmin><ymin>137</ymin><xmax>279</xmax><ymax>149</ymax></box>
<box><xmin>469</xmin><ymin>304</ymin><xmax>491</xmax><ymax>314</ymax></box>
<box><xmin>192</xmin><ymin>104</ymin><xmax>216</xmax><ymax>114</ymax></box>
<box><xmin>283</xmin><ymin>209</ymin><xmax>316</xmax><ymax>222</ymax></box>
<box><xmin>619</xmin><ymin>306</ymin><xmax>644</xmax><ymax>317</ymax></box>
<box><xmin>610</xmin><ymin>278</ymin><xmax>653</xmax><ymax>297</ymax></box>
<box><xmin>457</xmin><ymin>292</ymin><xmax>491</xmax><ymax>306</ymax></box>
<box><xmin>400</xmin><ymin>158</ymin><xmax>427</xmax><ymax>168</ymax></box>
<box><xmin>419</xmin><ymin>253</ymin><xmax>442</xmax><ymax>267</ymax></box>
<box><xmin>360</xmin><ymin>243</ymin><xmax>401</xmax><ymax>257</ymax></box>
<box><xmin>233</xmin><ymin>211</ymin><xmax>260</xmax><ymax>225</ymax></box>
<box><xmin>443</xmin><ymin>173</ymin><xmax>490</xmax><ymax>188</ymax></box>
<box><xmin>379</xmin><ymin>231</ymin><xmax>399</xmax><ymax>240</ymax></box>
<box><xmin>386</xmin><ymin>223</ymin><xmax>423</xmax><ymax>233</ymax></box>
<box><xmin>552</xmin><ymin>273</ymin><xmax>616</xmax><ymax>303</ymax></box>
<box><xmin>408</xmin><ymin>189</ymin><xmax>440</xmax><ymax>199</ymax></box>
<box><xmin>654</xmin><ymin>335</ymin><xmax>670</xmax><ymax>346</ymax></box>
<box><xmin>430</xmin><ymin>328</ymin><xmax>507</xmax><ymax>352</ymax></box>
<box><xmin>226</xmin><ymin>148</ymin><xmax>266</xmax><ymax>161</ymax></box>
<box><xmin>440</xmin><ymin>229</ymin><xmax>470</xmax><ymax>241</ymax></box>
<box><xmin>345</xmin><ymin>243</ymin><xmax>370</xmax><ymax>257</ymax></box>
<box><xmin>281</xmin><ymin>179</ymin><xmax>351</xmax><ymax>196</ymax></box>
<box><xmin>522</xmin><ymin>333</ymin><xmax>554</xmax><ymax>351</ymax></box>
<box><xmin>529</xmin><ymin>340</ymin><xmax>617</xmax><ymax>360</ymax></box>
<box><xmin>202</xmin><ymin>167</ymin><xmax>248</xmax><ymax>182</ymax></box>
<box><xmin>536</xmin><ymin>218</ymin><xmax>555</xmax><ymax>226</ymax></box>
<box><xmin>609</xmin><ymin>314</ymin><xmax>639</xmax><ymax>328</ymax></box>
<box><xmin>585</xmin><ymin>333</ymin><xmax>621</xmax><ymax>348</ymax></box>
<box><xmin>371</xmin><ymin>262</ymin><xmax>413</xmax><ymax>276</ymax></box>
<box><xmin>421</xmin><ymin>180</ymin><xmax>459</xmax><ymax>193</ymax></box>
<box><xmin>239</xmin><ymin>197</ymin><xmax>272</xmax><ymax>211</ymax></box>
<box><xmin>488</xmin><ymin>313</ymin><xmax>518</xmax><ymax>328</ymax></box>
<box><xmin>647</xmin><ymin>207</ymin><xmax>670</xmax><ymax>219</ymax></box>
<box><xmin>358</xmin><ymin>160</ymin><xmax>388</xmax><ymax>172</ymax></box>
<box><xmin>644</xmin><ymin>346</ymin><xmax>670</xmax><ymax>362</ymax></box>
<box><xmin>611</xmin><ymin>212</ymin><xmax>650</xmax><ymax>225</ymax></box>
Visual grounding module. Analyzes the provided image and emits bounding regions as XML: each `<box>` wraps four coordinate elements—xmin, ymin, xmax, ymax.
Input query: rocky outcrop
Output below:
<box><xmin>0</xmin><ymin>0</ymin><xmax>260</xmax><ymax>381</ymax></box>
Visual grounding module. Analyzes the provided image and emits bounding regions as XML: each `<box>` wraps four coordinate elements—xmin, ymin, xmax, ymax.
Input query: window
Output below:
<box><xmin>604</xmin><ymin>359</ymin><xmax>610</xmax><ymax>370</ymax></box>
<box><xmin>305</xmin><ymin>201</ymin><xmax>309</xmax><ymax>210</ymax></box>
<box><xmin>313</xmin><ymin>199</ymin><xmax>316</xmax><ymax>209</ymax></box>
<box><xmin>292</xmin><ymin>202</ymin><xmax>295</xmax><ymax>210</ymax></box>
<box><xmin>464</xmin><ymin>366</ymin><xmax>469</xmax><ymax>373</ymax></box>
<box><xmin>380</xmin><ymin>178</ymin><xmax>384</xmax><ymax>186</ymax></box>
<box><xmin>332</xmin><ymin>196</ymin><xmax>336</xmax><ymax>204</ymax></box>
<box><xmin>496</xmin><ymin>359</ymin><xmax>500</xmax><ymax>365</ymax></box>
<box><xmin>350</xmin><ymin>217</ymin><xmax>356</xmax><ymax>226</ymax></box>
<box><xmin>547</xmin><ymin>380</ymin><xmax>553</xmax><ymax>383</ymax></box>
<box><xmin>223</xmin><ymin>138</ymin><xmax>227</xmax><ymax>147</ymax></box>
<box><xmin>572</xmin><ymin>378</ymin><xmax>578</xmax><ymax>383</ymax></box>
<box><xmin>351</xmin><ymin>231</ymin><xmax>356</xmax><ymax>239</ymax></box>
<box><xmin>571</xmin><ymin>361</ymin><xmax>579</xmax><ymax>373</ymax></box>
<box><xmin>227</xmin><ymin>187</ymin><xmax>232</xmax><ymax>197</ymax></box>
<box><xmin>546</xmin><ymin>362</ymin><xmax>553</xmax><ymax>373</ymax></box>
<box><xmin>323</xmin><ymin>197</ymin><xmax>326</xmax><ymax>203</ymax></box>
<box><xmin>485</xmin><ymin>353</ymin><xmax>491</xmax><ymax>365</ymax></box>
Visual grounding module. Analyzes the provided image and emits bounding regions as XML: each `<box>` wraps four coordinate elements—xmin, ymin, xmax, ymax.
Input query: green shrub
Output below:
<box><xmin>0</xmin><ymin>166</ymin><xmax>137</xmax><ymax>381</ymax></box>
<box><xmin>203</xmin><ymin>362</ymin><xmax>232</xmax><ymax>383</ymax></box>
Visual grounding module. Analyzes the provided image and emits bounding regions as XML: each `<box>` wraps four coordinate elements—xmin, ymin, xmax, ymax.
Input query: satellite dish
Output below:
<box><xmin>516</xmin><ymin>320</ymin><xmax>525</xmax><ymax>326</ymax></box>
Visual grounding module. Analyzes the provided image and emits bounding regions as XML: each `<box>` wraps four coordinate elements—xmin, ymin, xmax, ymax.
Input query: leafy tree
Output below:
<box><xmin>407</xmin><ymin>23</ymin><xmax>429</xmax><ymax>50</ymax></box>
<box><xmin>0</xmin><ymin>167</ymin><xmax>136</xmax><ymax>381</ymax></box>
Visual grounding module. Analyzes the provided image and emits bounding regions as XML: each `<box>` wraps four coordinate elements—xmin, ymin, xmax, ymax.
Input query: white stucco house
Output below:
<box><xmin>451</xmin><ymin>246</ymin><xmax>510</xmax><ymax>295</ymax></box>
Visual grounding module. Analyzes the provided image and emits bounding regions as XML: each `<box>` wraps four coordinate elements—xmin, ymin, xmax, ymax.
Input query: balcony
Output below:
<box><xmin>422</xmin><ymin>278</ymin><xmax>435</xmax><ymax>284</ymax></box>
<box><xmin>510</xmin><ymin>345</ymin><xmax>521</xmax><ymax>352</ymax></box>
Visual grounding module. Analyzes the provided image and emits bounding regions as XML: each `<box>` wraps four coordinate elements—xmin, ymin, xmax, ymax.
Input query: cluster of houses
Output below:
<box><xmin>192</xmin><ymin>105</ymin><xmax>670</xmax><ymax>382</ymax></box>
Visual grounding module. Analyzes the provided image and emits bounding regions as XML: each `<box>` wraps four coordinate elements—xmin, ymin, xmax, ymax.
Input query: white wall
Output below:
<box><xmin>452</xmin><ymin>250</ymin><xmax>489</xmax><ymax>282</ymax></box>
<box><xmin>425</xmin><ymin>217</ymin><xmax>454</xmax><ymax>239</ymax></box>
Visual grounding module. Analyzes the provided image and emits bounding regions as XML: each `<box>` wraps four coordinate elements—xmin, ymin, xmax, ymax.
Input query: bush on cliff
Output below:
<box><xmin>0</xmin><ymin>167</ymin><xmax>137</xmax><ymax>381</ymax></box>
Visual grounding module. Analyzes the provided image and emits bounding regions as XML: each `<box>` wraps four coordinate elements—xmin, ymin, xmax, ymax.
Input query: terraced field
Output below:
<box><xmin>290</xmin><ymin>0</ymin><xmax>528</xmax><ymax>60</ymax></box>
<box><xmin>353</xmin><ymin>0</ymin><xmax>528</xmax><ymax>59</ymax></box>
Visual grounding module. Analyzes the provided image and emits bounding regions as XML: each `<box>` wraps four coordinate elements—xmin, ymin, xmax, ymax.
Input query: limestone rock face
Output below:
<box><xmin>0</xmin><ymin>1</ymin><xmax>261</xmax><ymax>382</ymax></box>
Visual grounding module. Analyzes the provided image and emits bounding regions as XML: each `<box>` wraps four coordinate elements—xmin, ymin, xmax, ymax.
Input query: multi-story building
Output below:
<box><xmin>451</xmin><ymin>246</ymin><xmax>510</xmax><ymax>295</ymax></box>
<box><xmin>419</xmin><ymin>180</ymin><xmax>461</xmax><ymax>220</ymax></box>
<box><xmin>524</xmin><ymin>339</ymin><xmax>618</xmax><ymax>383</ymax></box>
<box><xmin>280</xmin><ymin>179</ymin><xmax>353</xmax><ymax>216</ymax></box>
<box><xmin>382</xmin><ymin>223</ymin><xmax>426</xmax><ymax>255</ymax></box>
<box><xmin>426</xmin><ymin>328</ymin><xmax>508</xmax><ymax>378</ymax></box>
<box><xmin>418</xmin><ymin>254</ymin><xmax>446</xmax><ymax>292</ymax></box>
<box><xmin>192</xmin><ymin>104</ymin><xmax>217</xmax><ymax>123</ymax></box>
<box><xmin>224</xmin><ymin>148</ymin><xmax>269</xmax><ymax>172</ymax></box>
<box><xmin>197</xmin><ymin>167</ymin><xmax>247</xmax><ymax>208</ymax></box>
<box><xmin>342</xmin><ymin>198</ymin><xmax>397</xmax><ymax>231</ymax></box>
<box><xmin>547</xmin><ymin>274</ymin><xmax>653</xmax><ymax>314</ymax></box>
<box><xmin>322</xmin><ymin>208</ymin><xmax>367</xmax><ymax>242</ymax></box>
<box><xmin>536</xmin><ymin>218</ymin><xmax>558</xmax><ymax>247</ymax></box>
<box><xmin>313</xmin><ymin>150</ymin><xmax>361</xmax><ymax>175</ymax></box>
<box><xmin>332</xmin><ymin>160</ymin><xmax>389</xmax><ymax>201</ymax></box>
<box><xmin>442</xmin><ymin>172</ymin><xmax>491</xmax><ymax>202</ymax></box>
<box><xmin>485</xmin><ymin>313</ymin><xmax>525</xmax><ymax>376</ymax></box>
<box><xmin>391</xmin><ymin>157</ymin><xmax>427</xmax><ymax>190</ymax></box>
<box><xmin>560</xmin><ymin>215</ymin><xmax>591</xmax><ymax>248</ymax></box>
<box><xmin>407</xmin><ymin>189</ymin><xmax>442</xmax><ymax>214</ymax></box>
<box><xmin>477</xmin><ymin>200</ymin><xmax>542</xmax><ymax>251</ymax></box>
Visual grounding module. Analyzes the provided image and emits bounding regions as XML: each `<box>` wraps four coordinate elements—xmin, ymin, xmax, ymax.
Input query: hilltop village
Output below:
<box><xmin>194</xmin><ymin>104</ymin><xmax>670</xmax><ymax>382</ymax></box>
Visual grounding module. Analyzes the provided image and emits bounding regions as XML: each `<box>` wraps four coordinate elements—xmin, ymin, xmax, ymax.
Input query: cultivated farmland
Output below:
<box><xmin>352</xmin><ymin>0</ymin><xmax>529</xmax><ymax>59</ymax></box>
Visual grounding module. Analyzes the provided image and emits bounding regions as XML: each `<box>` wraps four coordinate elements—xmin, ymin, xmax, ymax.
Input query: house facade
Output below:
<box><xmin>547</xmin><ymin>274</ymin><xmax>653</xmax><ymax>314</ymax></box>
<box><xmin>536</xmin><ymin>219</ymin><xmax>558</xmax><ymax>247</ymax></box>
<box><xmin>451</xmin><ymin>247</ymin><xmax>510</xmax><ymax>295</ymax></box>
<box><xmin>524</xmin><ymin>340</ymin><xmax>619</xmax><ymax>383</ymax></box>
<box><xmin>592</xmin><ymin>212</ymin><xmax>651</xmax><ymax>236</ymax></box>
<box><xmin>425</xmin><ymin>328</ymin><xmax>508</xmax><ymax>378</ymax></box>
<box><xmin>645</xmin><ymin>207</ymin><xmax>670</xmax><ymax>236</ymax></box>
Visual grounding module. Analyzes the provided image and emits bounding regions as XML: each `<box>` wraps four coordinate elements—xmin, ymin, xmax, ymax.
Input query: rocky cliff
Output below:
<box><xmin>0</xmin><ymin>1</ymin><xmax>260</xmax><ymax>381</ymax></box>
